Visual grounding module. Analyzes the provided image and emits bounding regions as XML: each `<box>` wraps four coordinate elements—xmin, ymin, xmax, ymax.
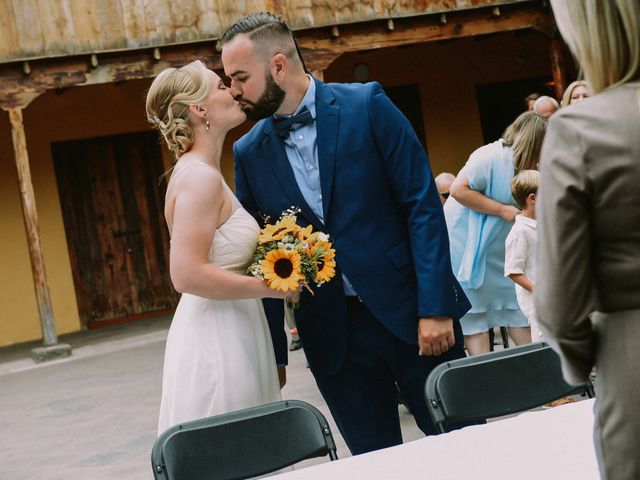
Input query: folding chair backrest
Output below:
<box><xmin>425</xmin><ymin>343</ymin><xmax>594</xmax><ymax>432</ymax></box>
<box><xmin>151</xmin><ymin>400</ymin><xmax>337</xmax><ymax>480</ymax></box>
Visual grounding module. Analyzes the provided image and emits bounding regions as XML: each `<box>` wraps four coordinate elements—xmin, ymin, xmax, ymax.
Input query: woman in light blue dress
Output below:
<box><xmin>444</xmin><ymin>111</ymin><xmax>547</xmax><ymax>355</ymax></box>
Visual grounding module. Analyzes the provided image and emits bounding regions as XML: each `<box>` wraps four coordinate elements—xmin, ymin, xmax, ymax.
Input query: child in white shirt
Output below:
<box><xmin>505</xmin><ymin>170</ymin><xmax>540</xmax><ymax>341</ymax></box>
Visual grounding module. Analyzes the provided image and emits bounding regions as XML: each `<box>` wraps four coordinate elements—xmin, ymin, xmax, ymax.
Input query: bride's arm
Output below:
<box><xmin>169</xmin><ymin>168</ymin><xmax>286</xmax><ymax>300</ymax></box>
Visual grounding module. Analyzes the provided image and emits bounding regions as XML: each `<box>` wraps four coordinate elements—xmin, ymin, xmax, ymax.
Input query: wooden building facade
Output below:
<box><xmin>0</xmin><ymin>0</ymin><xmax>568</xmax><ymax>349</ymax></box>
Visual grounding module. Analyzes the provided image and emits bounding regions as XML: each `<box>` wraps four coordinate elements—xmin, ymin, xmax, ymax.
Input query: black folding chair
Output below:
<box><xmin>425</xmin><ymin>343</ymin><xmax>595</xmax><ymax>433</ymax></box>
<box><xmin>488</xmin><ymin>327</ymin><xmax>510</xmax><ymax>351</ymax></box>
<box><xmin>151</xmin><ymin>400</ymin><xmax>338</xmax><ymax>480</ymax></box>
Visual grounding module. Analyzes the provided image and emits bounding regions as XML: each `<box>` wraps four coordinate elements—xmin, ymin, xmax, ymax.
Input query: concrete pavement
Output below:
<box><xmin>0</xmin><ymin>316</ymin><xmax>422</xmax><ymax>479</ymax></box>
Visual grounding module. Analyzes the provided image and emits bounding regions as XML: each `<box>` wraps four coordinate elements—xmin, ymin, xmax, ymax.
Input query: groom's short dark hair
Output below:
<box><xmin>221</xmin><ymin>12</ymin><xmax>291</xmax><ymax>44</ymax></box>
<box><xmin>221</xmin><ymin>12</ymin><xmax>306</xmax><ymax>69</ymax></box>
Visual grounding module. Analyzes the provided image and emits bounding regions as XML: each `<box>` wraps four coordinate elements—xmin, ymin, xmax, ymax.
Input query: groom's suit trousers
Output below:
<box><xmin>311</xmin><ymin>299</ymin><xmax>467</xmax><ymax>454</ymax></box>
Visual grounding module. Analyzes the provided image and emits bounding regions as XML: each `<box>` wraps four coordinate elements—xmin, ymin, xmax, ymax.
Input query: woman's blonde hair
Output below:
<box><xmin>550</xmin><ymin>0</ymin><xmax>640</xmax><ymax>94</ymax></box>
<box><xmin>145</xmin><ymin>60</ymin><xmax>211</xmax><ymax>159</ymax></box>
<box><xmin>503</xmin><ymin>111</ymin><xmax>547</xmax><ymax>173</ymax></box>
<box><xmin>511</xmin><ymin>169</ymin><xmax>540</xmax><ymax>209</ymax></box>
<box><xmin>561</xmin><ymin>80</ymin><xmax>589</xmax><ymax>107</ymax></box>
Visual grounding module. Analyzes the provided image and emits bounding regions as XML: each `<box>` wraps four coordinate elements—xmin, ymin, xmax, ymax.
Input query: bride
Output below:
<box><xmin>146</xmin><ymin>60</ymin><xmax>289</xmax><ymax>434</ymax></box>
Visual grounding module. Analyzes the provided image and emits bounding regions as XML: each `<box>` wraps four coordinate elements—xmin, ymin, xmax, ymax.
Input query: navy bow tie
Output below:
<box><xmin>273</xmin><ymin>106</ymin><xmax>314</xmax><ymax>138</ymax></box>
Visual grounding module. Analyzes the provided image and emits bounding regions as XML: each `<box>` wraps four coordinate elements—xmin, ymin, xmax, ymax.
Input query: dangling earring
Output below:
<box><xmin>203</xmin><ymin>112</ymin><xmax>210</xmax><ymax>131</ymax></box>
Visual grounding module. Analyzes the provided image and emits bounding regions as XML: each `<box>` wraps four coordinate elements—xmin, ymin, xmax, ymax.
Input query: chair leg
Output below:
<box><xmin>488</xmin><ymin>328</ymin><xmax>495</xmax><ymax>352</ymax></box>
<box><xmin>500</xmin><ymin>326</ymin><xmax>510</xmax><ymax>349</ymax></box>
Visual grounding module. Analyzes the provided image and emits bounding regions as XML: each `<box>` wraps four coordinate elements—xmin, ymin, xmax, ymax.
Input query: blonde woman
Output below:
<box><xmin>146</xmin><ymin>61</ymin><xmax>288</xmax><ymax>434</ymax></box>
<box><xmin>536</xmin><ymin>2</ymin><xmax>640</xmax><ymax>478</ymax></box>
<box><xmin>444</xmin><ymin>111</ymin><xmax>547</xmax><ymax>355</ymax></box>
<box><xmin>561</xmin><ymin>80</ymin><xmax>589</xmax><ymax>107</ymax></box>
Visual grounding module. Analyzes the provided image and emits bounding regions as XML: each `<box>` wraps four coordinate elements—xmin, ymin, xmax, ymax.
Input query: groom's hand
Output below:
<box><xmin>418</xmin><ymin>317</ymin><xmax>455</xmax><ymax>356</ymax></box>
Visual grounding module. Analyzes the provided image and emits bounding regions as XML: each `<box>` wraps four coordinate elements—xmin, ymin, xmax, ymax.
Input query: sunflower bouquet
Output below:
<box><xmin>248</xmin><ymin>208</ymin><xmax>336</xmax><ymax>306</ymax></box>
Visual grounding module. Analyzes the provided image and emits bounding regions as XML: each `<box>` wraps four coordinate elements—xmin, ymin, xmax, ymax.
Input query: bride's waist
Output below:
<box><xmin>177</xmin><ymin>293</ymin><xmax>258</xmax><ymax>307</ymax></box>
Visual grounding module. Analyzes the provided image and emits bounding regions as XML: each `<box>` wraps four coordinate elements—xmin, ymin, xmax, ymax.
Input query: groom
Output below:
<box><xmin>221</xmin><ymin>12</ymin><xmax>471</xmax><ymax>454</ymax></box>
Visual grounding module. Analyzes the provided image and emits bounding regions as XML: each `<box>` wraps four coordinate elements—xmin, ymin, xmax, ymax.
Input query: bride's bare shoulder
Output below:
<box><xmin>167</xmin><ymin>155</ymin><xmax>224</xmax><ymax>195</ymax></box>
<box><xmin>164</xmin><ymin>154</ymin><xmax>226</xmax><ymax>229</ymax></box>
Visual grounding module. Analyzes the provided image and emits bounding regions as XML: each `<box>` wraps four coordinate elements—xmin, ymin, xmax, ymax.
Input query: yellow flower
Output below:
<box><xmin>261</xmin><ymin>249</ymin><xmax>304</xmax><ymax>292</ymax></box>
<box><xmin>298</xmin><ymin>224</ymin><xmax>314</xmax><ymax>241</ymax></box>
<box><xmin>306</xmin><ymin>231</ymin><xmax>330</xmax><ymax>246</ymax></box>
<box><xmin>311</xmin><ymin>242</ymin><xmax>336</xmax><ymax>283</ymax></box>
<box><xmin>258</xmin><ymin>215</ymin><xmax>300</xmax><ymax>244</ymax></box>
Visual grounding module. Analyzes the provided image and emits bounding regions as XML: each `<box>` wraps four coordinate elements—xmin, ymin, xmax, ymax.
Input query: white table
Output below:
<box><xmin>271</xmin><ymin>399</ymin><xmax>599</xmax><ymax>480</ymax></box>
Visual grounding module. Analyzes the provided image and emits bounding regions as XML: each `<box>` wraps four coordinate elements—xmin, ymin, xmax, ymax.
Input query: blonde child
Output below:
<box><xmin>507</xmin><ymin>171</ymin><xmax>578</xmax><ymax>408</ymax></box>
<box><xmin>505</xmin><ymin>170</ymin><xmax>540</xmax><ymax>341</ymax></box>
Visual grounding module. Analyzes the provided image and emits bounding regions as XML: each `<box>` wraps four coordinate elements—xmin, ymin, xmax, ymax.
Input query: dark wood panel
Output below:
<box><xmin>53</xmin><ymin>131</ymin><xmax>177</xmax><ymax>325</ymax></box>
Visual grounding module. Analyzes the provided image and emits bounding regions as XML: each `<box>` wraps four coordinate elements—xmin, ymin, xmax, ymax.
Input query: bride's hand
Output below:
<box><xmin>255</xmin><ymin>279</ymin><xmax>296</xmax><ymax>300</ymax></box>
<box><xmin>274</xmin><ymin>287</ymin><xmax>301</xmax><ymax>303</ymax></box>
<box><xmin>285</xmin><ymin>289</ymin><xmax>301</xmax><ymax>304</ymax></box>
<box><xmin>263</xmin><ymin>282</ymin><xmax>302</xmax><ymax>302</ymax></box>
<box><xmin>271</xmin><ymin>289</ymin><xmax>292</xmax><ymax>300</ymax></box>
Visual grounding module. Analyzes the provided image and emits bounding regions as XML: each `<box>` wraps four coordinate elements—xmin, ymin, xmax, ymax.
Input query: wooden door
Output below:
<box><xmin>53</xmin><ymin>131</ymin><xmax>178</xmax><ymax>326</ymax></box>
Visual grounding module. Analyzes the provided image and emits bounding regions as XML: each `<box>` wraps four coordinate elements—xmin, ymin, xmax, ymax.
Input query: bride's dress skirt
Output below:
<box><xmin>158</xmin><ymin>204</ymin><xmax>281</xmax><ymax>434</ymax></box>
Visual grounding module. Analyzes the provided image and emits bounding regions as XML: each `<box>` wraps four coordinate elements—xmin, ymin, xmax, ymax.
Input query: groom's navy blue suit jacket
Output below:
<box><xmin>234</xmin><ymin>79</ymin><xmax>471</xmax><ymax>375</ymax></box>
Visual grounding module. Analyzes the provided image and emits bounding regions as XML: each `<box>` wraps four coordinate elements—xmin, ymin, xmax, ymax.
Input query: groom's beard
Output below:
<box><xmin>237</xmin><ymin>70</ymin><xmax>286</xmax><ymax>121</ymax></box>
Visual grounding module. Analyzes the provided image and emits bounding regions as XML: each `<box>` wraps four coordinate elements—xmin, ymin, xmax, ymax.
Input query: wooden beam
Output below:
<box><xmin>8</xmin><ymin>108</ymin><xmax>71</xmax><ymax>360</ymax></box>
<box><xmin>298</xmin><ymin>4</ymin><xmax>552</xmax><ymax>68</ymax></box>
<box><xmin>304</xmin><ymin>51</ymin><xmax>343</xmax><ymax>74</ymax></box>
<box><xmin>0</xmin><ymin>3</ymin><xmax>554</xmax><ymax>109</ymax></box>
<box><xmin>549</xmin><ymin>36</ymin><xmax>566</xmax><ymax>101</ymax></box>
<box><xmin>0</xmin><ymin>44</ymin><xmax>223</xmax><ymax>110</ymax></box>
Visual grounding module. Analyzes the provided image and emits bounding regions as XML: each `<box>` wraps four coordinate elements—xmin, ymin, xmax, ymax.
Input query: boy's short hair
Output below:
<box><xmin>511</xmin><ymin>170</ymin><xmax>540</xmax><ymax>209</ymax></box>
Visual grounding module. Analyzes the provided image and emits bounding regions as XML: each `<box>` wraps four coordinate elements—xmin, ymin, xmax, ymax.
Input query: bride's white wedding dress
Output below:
<box><xmin>158</xmin><ymin>183</ymin><xmax>281</xmax><ymax>434</ymax></box>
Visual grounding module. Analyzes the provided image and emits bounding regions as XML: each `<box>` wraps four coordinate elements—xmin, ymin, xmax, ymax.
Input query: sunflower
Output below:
<box><xmin>258</xmin><ymin>215</ymin><xmax>300</xmax><ymax>244</ymax></box>
<box><xmin>297</xmin><ymin>224</ymin><xmax>314</xmax><ymax>241</ymax></box>
<box><xmin>261</xmin><ymin>249</ymin><xmax>304</xmax><ymax>292</ymax></box>
<box><xmin>311</xmin><ymin>241</ymin><xmax>336</xmax><ymax>283</ymax></box>
<box><xmin>306</xmin><ymin>231</ymin><xmax>330</xmax><ymax>245</ymax></box>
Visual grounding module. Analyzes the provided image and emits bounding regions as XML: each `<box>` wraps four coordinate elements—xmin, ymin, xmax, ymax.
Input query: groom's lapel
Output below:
<box><xmin>261</xmin><ymin>122</ymin><xmax>323</xmax><ymax>228</ymax></box>
<box><xmin>315</xmin><ymin>79</ymin><xmax>340</xmax><ymax>223</ymax></box>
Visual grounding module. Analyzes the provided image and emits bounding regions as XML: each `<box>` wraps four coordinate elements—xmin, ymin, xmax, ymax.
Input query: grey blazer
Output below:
<box><xmin>535</xmin><ymin>83</ymin><xmax>640</xmax><ymax>384</ymax></box>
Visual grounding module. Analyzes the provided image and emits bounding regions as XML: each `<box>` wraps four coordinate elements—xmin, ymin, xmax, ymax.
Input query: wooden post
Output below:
<box><xmin>8</xmin><ymin>108</ymin><xmax>71</xmax><ymax>361</ymax></box>
<box><xmin>550</xmin><ymin>37</ymin><xmax>566</xmax><ymax>102</ymax></box>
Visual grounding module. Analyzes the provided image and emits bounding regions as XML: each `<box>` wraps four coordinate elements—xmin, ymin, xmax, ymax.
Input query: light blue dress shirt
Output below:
<box><xmin>275</xmin><ymin>76</ymin><xmax>357</xmax><ymax>296</ymax></box>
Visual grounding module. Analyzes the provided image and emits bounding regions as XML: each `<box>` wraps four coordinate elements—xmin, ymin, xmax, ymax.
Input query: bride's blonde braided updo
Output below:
<box><xmin>145</xmin><ymin>60</ymin><xmax>211</xmax><ymax>159</ymax></box>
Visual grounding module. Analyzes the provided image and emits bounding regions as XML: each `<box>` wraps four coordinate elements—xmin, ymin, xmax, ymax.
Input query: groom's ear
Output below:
<box><xmin>272</xmin><ymin>53</ymin><xmax>288</xmax><ymax>81</ymax></box>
